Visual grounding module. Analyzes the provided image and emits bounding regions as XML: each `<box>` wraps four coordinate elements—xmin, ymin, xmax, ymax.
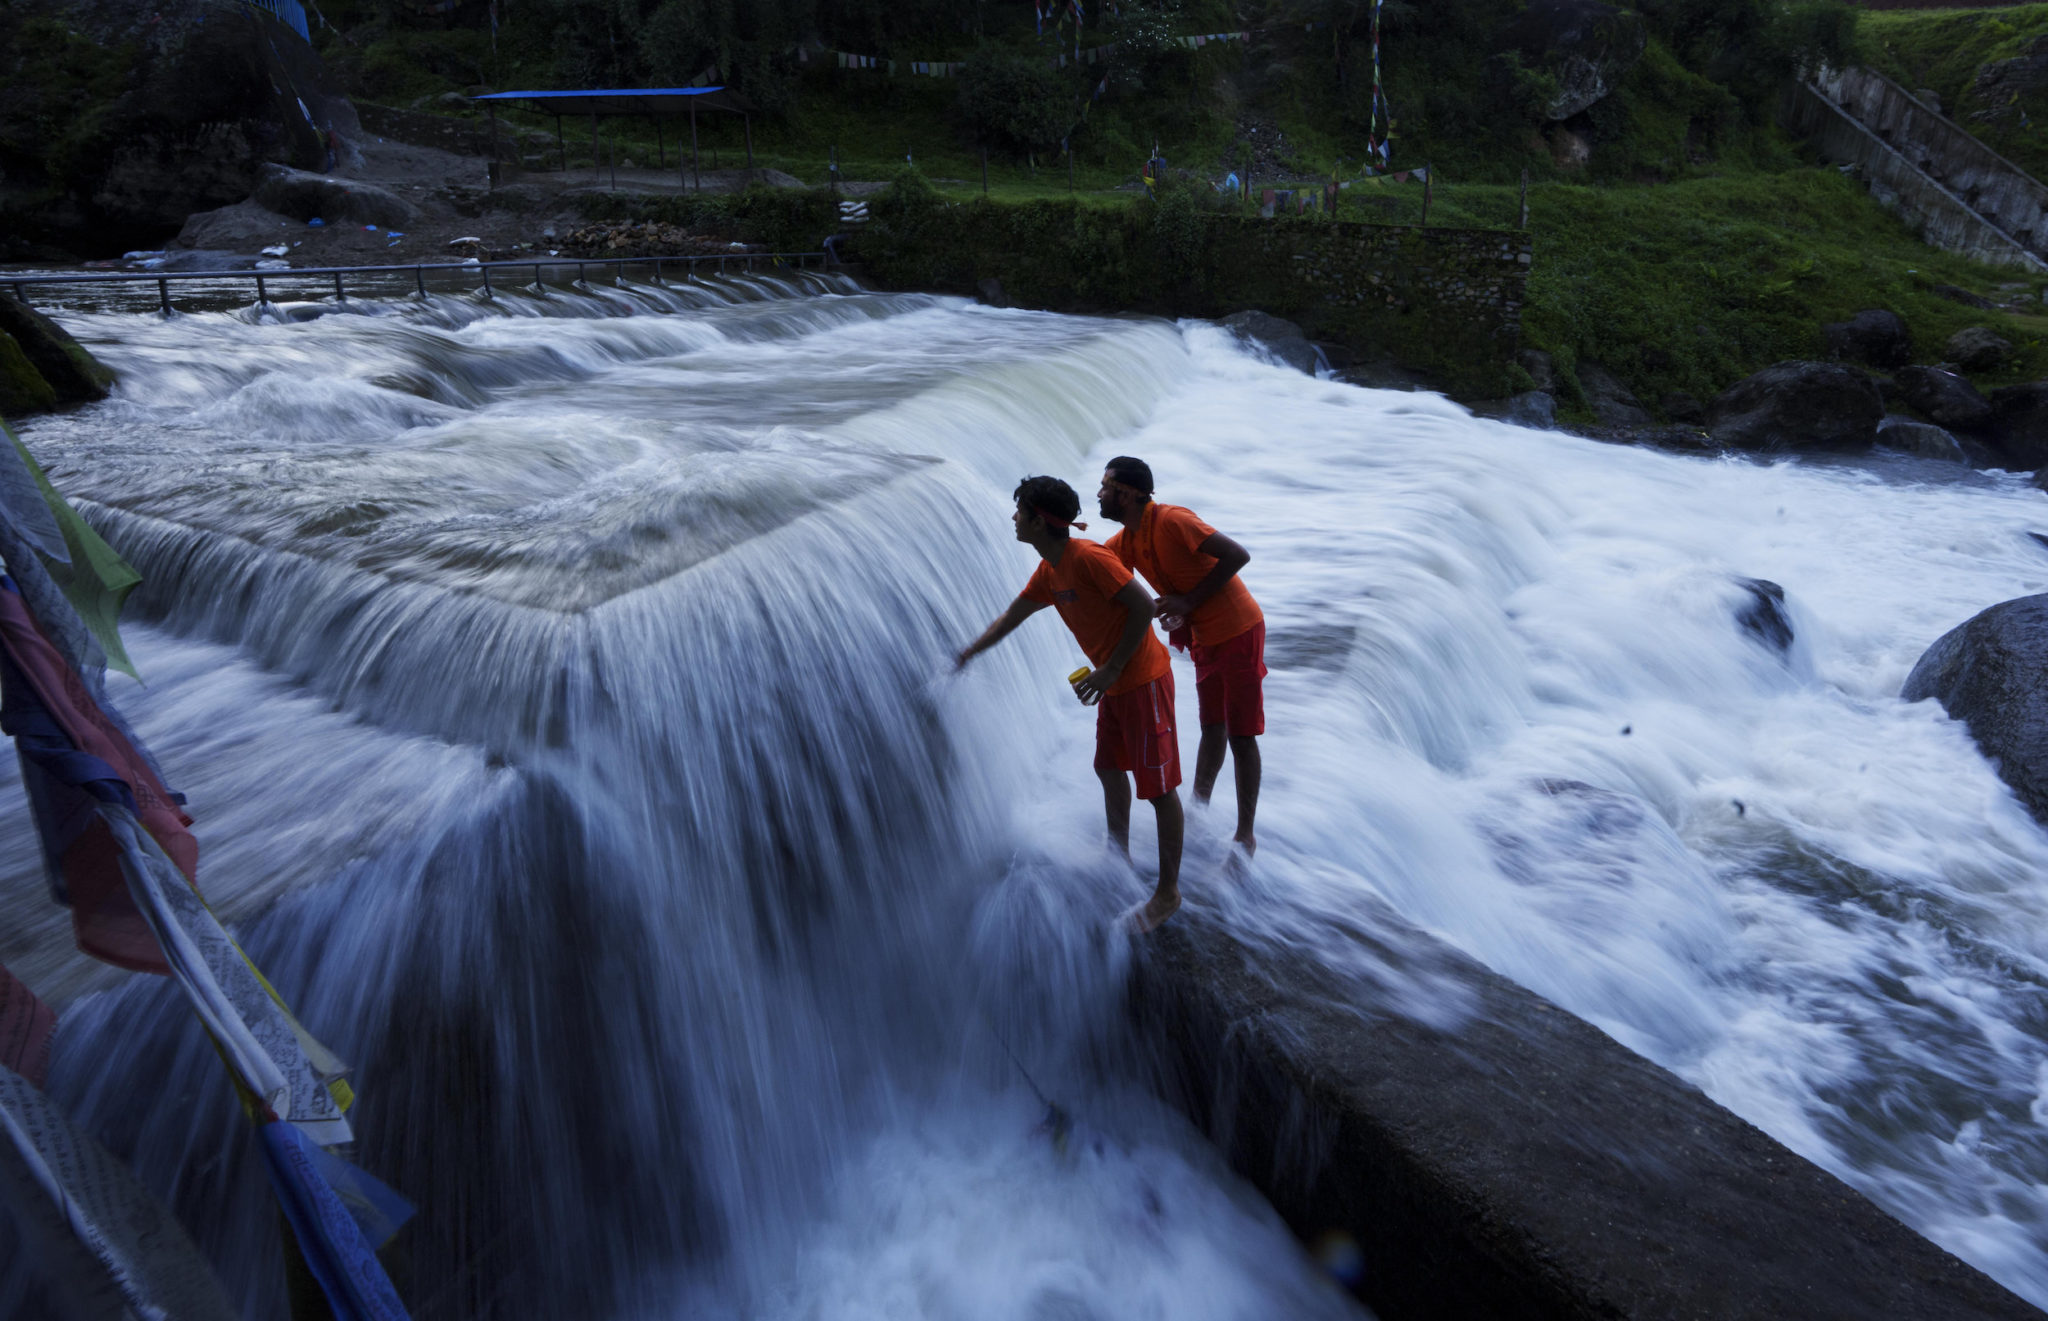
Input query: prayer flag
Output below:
<box><xmin>0</xmin><ymin>1064</ymin><xmax>240</xmax><ymax>1320</ymax></box>
<box><xmin>260</xmin><ymin>1120</ymin><xmax>409</xmax><ymax>1321</ymax></box>
<box><xmin>1</xmin><ymin>421</ymin><xmax>142</xmax><ymax>681</ymax></box>
<box><xmin>0</xmin><ymin>961</ymin><xmax>53</xmax><ymax>1088</ymax></box>
<box><xmin>0</xmin><ymin>577</ymin><xmax>193</xmax><ymax>973</ymax></box>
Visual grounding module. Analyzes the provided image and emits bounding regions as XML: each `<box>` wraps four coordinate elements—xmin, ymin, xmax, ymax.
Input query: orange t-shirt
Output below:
<box><xmin>1104</xmin><ymin>501</ymin><xmax>1263</xmax><ymax>647</ymax></box>
<box><xmin>1021</xmin><ymin>537</ymin><xmax>1172</xmax><ymax>696</ymax></box>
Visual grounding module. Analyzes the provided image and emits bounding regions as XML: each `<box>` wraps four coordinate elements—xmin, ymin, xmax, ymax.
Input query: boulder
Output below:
<box><xmin>1983</xmin><ymin>383</ymin><xmax>2048</xmax><ymax>469</ymax></box>
<box><xmin>1659</xmin><ymin>390</ymin><xmax>1704</xmax><ymax>423</ymax></box>
<box><xmin>1517</xmin><ymin>348</ymin><xmax>1556</xmax><ymax>392</ymax></box>
<box><xmin>1505</xmin><ymin>391</ymin><xmax>1557</xmax><ymax>428</ymax></box>
<box><xmin>0</xmin><ymin>334</ymin><xmax>59</xmax><ymax>416</ymax></box>
<box><xmin>1577</xmin><ymin>361</ymin><xmax>1652</xmax><ymax>427</ymax></box>
<box><xmin>1876</xmin><ymin>416</ymin><xmax>1969</xmax><ymax>462</ymax></box>
<box><xmin>1821</xmin><ymin>309</ymin><xmax>1911</xmax><ymax>369</ymax></box>
<box><xmin>976</xmin><ymin>277</ymin><xmax>1008</xmax><ymax>308</ymax></box>
<box><xmin>1503</xmin><ymin>0</ymin><xmax>1649</xmax><ymax>120</ymax></box>
<box><xmin>1707</xmin><ymin>361</ymin><xmax>1883</xmax><ymax>451</ymax></box>
<box><xmin>1892</xmin><ymin>364</ymin><xmax>1992</xmax><ymax>430</ymax></box>
<box><xmin>173</xmin><ymin>199</ymin><xmax>300</xmax><ymax>251</ymax></box>
<box><xmin>0</xmin><ymin>295</ymin><xmax>115</xmax><ymax>410</ymax></box>
<box><xmin>1902</xmin><ymin>594</ymin><xmax>2048</xmax><ymax>824</ymax></box>
<box><xmin>1946</xmin><ymin>326</ymin><xmax>2013</xmax><ymax>373</ymax></box>
<box><xmin>1735</xmin><ymin>579</ymin><xmax>1794</xmax><ymax>655</ymax></box>
<box><xmin>1223</xmin><ymin>310</ymin><xmax>1323</xmax><ymax>374</ymax></box>
<box><xmin>252</xmin><ymin>164</ymin><xmax>415</xmax><ymax>230</ymax></box>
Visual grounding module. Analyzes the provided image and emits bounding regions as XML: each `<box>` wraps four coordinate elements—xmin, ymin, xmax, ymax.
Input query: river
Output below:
<box><xmin>2</xmin><ymin>272</ymin><xmax>2046</xmax><ymax>1316</ymax></box>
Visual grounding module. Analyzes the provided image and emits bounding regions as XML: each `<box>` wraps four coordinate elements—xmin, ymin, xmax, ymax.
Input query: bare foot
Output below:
<box><xmin>1234</xmin><ymin>832</ymin><xmax>1257</xmax><ymax>858</ymax></box>
<box><xmin>1130</xmin><ymin>889</ymin><xmax>1182</xmax><ymax>933</ymax></box>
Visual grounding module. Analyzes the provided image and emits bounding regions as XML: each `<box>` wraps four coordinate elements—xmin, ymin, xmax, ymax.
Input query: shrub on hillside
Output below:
<box><xmin>957</xmin><ymin>49</ymin><xmax>1075</xmax><ymax>156</ymax></box>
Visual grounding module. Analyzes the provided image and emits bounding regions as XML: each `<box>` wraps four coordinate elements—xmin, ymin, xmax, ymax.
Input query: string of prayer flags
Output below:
<box><xmin>0</xmin><ymin>1063</ymin><xmax>241</xmax><ymax>1320</ymax></box>
<box><xmin>0</xmin><ymin>962</ymin><xmax>53</xmax><ymax>1088</ymax></box>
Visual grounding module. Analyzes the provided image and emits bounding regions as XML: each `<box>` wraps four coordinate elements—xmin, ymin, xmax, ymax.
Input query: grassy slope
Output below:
<box><xmin>329</xmin><ymin>17</ymin><xmax>2048</xmax><ymax>415</ymax></box>
<box><xmin>1862</xmin><ymin>4</ymin><xmax>2048</xmax><ymax>183</ymax></box>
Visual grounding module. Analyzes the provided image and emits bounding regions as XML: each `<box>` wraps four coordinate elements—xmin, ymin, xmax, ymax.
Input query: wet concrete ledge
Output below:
<box><xmin>1132</xmin><ymin>912</ymin><xmax>2043</xmax><ymax>1321</ymax></box>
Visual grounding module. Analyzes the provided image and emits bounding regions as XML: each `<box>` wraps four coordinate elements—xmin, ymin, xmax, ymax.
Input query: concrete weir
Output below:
<box><xmin>1132</xmin><ymin>912</ymin><xmax>2043</xmax><ymax>1320</ymax></box>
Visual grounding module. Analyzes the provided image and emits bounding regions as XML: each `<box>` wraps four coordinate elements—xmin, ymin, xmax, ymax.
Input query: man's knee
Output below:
<box><xmin>1228</xmin><ymin>733</ymin><xmax>1259</xmax><ymax>753</ymax></box>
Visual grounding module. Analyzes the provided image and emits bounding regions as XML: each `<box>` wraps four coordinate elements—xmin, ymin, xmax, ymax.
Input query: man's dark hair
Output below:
<box><xmin>1105</xmin><ymin>455</ymin><xmax>1153</xmax><ymax>495</ymax></box>
<box><xmin>1014</xmin><ymin>475</ymin><xmax>1081</xmax><ymax>537</ymax></box>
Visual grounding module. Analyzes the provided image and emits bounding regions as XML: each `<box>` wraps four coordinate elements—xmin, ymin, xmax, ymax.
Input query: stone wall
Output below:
<box><xmin>1205</xmin><ymin>219</ymin><xmax>1530</xmax><ymax>384</ymax></box>
<box><xmin>854</xmin><ymin>195</ymin><xmax>1531</xmax><ymax>397</ymax></box>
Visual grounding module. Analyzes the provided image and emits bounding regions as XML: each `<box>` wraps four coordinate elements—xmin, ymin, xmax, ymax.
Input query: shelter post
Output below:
<box><xmin>744</xmin><ymin>114</ymin><xmax>754</xmax><ymax>169</ymax></box>
<box><xmin>657</xmin><ymin>120</ymin><xmax>664</xmax><ymax>170</ymax></box>
<box><xmin>690</xmin><ymin>99</ymin><xmax>701</xmax><ymax>192</ymax></box>
<box><xmin>609</xmin><ymin>121</ymin><xmax>617</xmax><ymax>190</ymax></box>
<box><xmin>591</xmin><ymin>113</ymin><xmax>600</xmax><ymax>187</ymax></box>
<box><xmin>556</xmin><ymin>115</ymin><xmax>567</xmax><ymax>173</ymax></box>
<box><xmin>488</xmin><ymin>105</ymin><xmax>501</xmax><ymax>190</ymax></box>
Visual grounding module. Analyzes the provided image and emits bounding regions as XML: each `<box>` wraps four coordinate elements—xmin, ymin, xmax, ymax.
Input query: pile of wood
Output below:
<box><xmin>557</xmin><ymin>222</ymin><xmax>759</xmax><ymax>258</ymax></box>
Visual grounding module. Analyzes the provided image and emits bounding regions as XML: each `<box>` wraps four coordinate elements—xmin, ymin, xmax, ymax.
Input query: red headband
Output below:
<box><xmin>1032</xmin><ymin>504</ymin><xmax>1088</xmax><ymax>531</ymax></box>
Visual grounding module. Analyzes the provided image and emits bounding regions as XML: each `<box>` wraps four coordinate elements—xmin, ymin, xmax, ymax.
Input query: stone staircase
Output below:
<box><xmin>1785</xmin><ymin>65</ymin><xmax>2048</xmax><ymax>272</ymax></box>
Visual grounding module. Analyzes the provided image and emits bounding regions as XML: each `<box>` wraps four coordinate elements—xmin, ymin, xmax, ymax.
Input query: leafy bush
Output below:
<box><xmin>956</xmin><ymin>49</ymin><xmax>1075</xmax><ymax>156</ymax></box>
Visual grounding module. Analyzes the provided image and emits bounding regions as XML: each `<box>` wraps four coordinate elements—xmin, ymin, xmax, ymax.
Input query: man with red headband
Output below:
<box><xmin>1096</xmin><ymin>455</ymin><xmax>1264</xmax><ymax>857</ymax></box>
<box><xmin>955</xmin><ymin>475</ymin><xmax>1186</xmax><ymax>931</ymax></box>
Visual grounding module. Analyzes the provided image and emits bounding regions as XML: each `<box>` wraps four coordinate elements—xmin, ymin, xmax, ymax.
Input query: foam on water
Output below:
<box><xmin>3</xmin><ymin>276</ymin><xmax>2047</xmax><ymax>1313</ymax></box>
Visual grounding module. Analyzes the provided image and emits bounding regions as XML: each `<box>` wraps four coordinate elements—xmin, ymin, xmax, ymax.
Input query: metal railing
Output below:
<box><xmin>6</xmin><ymin>252</ymin><xmax>834</xmax><ymax>315</ymax></box>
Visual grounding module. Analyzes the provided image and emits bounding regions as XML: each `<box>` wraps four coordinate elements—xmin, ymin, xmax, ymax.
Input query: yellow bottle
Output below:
<box><xmin>1068</xmin><ymin>665</ymin><xmax>1101</xmax><ymax>706</ymax></box>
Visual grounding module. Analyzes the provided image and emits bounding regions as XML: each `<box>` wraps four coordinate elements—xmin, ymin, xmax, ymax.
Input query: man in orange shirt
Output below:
<box><xmin>1097</xmin><ymin>456</ymin><xmax>1264</xmax><ymax>856</ymax></box>
<box><xmin>956</xmin><ymin>476</ymin><xmax>1186</xmax><ymax>931</ymax></box>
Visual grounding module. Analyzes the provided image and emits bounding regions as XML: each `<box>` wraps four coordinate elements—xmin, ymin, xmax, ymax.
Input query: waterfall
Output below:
<box><xmin>6</xmin><ymin>272</ymin><xmax>2048</xmax><ymax>1314</ymax></box>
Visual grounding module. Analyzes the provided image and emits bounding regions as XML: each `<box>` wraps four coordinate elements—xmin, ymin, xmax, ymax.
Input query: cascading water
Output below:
<box><xmin>4</xmin><ymin>271</ymin><xmax>2048</xmax><ymax>1315</ymax></box>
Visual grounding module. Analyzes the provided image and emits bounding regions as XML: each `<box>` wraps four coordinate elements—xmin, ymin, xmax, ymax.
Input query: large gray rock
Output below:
<box><xmin>1707</xmin><ymin>361</ymin><xmax>1884</xmax><ymax>451</ymax></box>
<box><xmin>1223</xmin><ymin>310</ymin><xmax>1323</xmax><ymax>374</ymax></box>
<box><xmin>174</xmin><ymin>199</ymin><xmax>301</xmax><ymax>251</ymax></box>
<box><xmin>1577</xmin><ymin>361</ymin><xmax>1652</xmax><ymax>427</ymax></box>
<box><xmin>1503</xmin><ymin>0</ymin><xmax>1649</xmax><ymax>120</ymax></box>
<box><xmin>1984</xmin><ymin>382</ymin><xmax>2048</xmax><ymax>469</ymax></box>
<box><xmin>252</xmin><ymin>164</ymin><xmax>415</xmax><ymax>230</ymax></box>
<box><xmin>1902</xmin><ymin>595</ymin><xmax>2048</xmax><ymax>825</ymax></box>
<box><xmin>1893</xmin><ymin>364</ymin><xmax>1993</xmax><ymax>430</ymax></box>
<box><xmin>1876</xmin><ymin>416</ymin><xmax>1969</xmax><ymax>462</ymax></box>
<box><xmin>1947</xmin><ymin>326</ymin><xmax>2013</xmax><ymax>373</ymax></box>
<box><xmin>1822</xmin><ymin>309</ymin><xmax>1910</xmax><ymax>369</ymax></box>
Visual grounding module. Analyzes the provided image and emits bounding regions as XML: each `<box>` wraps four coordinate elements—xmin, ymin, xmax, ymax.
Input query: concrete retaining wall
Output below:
<box><xmin>1132</xmin><ymin>910</ymin><xmax>2043</xmax><ymax>1320</ymax></box>
<box><xmin>1817</xmin><ymin>65</ymin><xmax>2048</xmax><ymax>256</ymax></box>
<box><xmin>1783</xmin><ymin>81</ymin><xmax>2048</xmax><ymax>271</ymax></box>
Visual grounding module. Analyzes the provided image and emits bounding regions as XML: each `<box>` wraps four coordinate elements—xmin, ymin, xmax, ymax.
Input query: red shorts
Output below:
<box><xmin>1093</xmin><ymin>672</ymin><xmax>1182</xmax><ymax>800</ymax></box>
<box><xmin>1189</xmin><ymin>622</ymin><xmax>1266</xmax><ymax>737</ymax></box>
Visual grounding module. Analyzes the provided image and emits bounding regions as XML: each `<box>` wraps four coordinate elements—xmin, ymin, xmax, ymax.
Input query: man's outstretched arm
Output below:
<box><xmin>956</xmin><ymin>595</ymin><xmax>1048</xmax><ymax>669</ymax></box>
<box><xmin>1156</xmin><ymin>530</ymin><xmax>1250</xmax><ymax>620</ymax></box>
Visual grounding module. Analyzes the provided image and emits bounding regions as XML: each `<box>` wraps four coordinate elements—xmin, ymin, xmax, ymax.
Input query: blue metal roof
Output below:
<box><xmin>471</xmin><ymin>87</ymin><xmax>753</xmax><ymax>115</ymax></box>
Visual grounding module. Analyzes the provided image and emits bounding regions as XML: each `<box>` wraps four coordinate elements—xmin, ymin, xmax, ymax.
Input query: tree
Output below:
<box><xmin>957</xmin><ymin>48</ymin><xmax>1073</xmax><ymax>155</ymax></box>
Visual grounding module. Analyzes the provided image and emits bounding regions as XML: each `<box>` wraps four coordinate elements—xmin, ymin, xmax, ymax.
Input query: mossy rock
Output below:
<box><xmin>0</xmin><ymin>296</ymin><xmax>113</xmax><ymax>405</ymax></box>
<box><xmin>0</xmin><ymin>332</ymin><xmax>59</xmax><ymax>417</ymax></box>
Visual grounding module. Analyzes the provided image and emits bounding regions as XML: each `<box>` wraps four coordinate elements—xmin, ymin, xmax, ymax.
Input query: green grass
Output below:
<box><xmin>1861</xmin><ymin>4</ymin><xmax>2048</xmax><ymax>182</ymax></box>
<box><xmin>1520</xmin><ymin>168</ymin><xmax>2047</xmax><ymax>416</ymax></box>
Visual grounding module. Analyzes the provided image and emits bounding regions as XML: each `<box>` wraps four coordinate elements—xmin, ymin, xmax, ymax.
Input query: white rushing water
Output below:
<box><xmin>2</xmin><ymin>274</ymin><xmax>2047</xmax><ymax>1315</ymax></box>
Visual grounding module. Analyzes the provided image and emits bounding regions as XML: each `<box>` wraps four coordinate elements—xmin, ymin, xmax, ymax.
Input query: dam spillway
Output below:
<box><xmin>2</xmin><ymin>273</ymin><xmax>2048</xmax><ymax>1317</ymax></box>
